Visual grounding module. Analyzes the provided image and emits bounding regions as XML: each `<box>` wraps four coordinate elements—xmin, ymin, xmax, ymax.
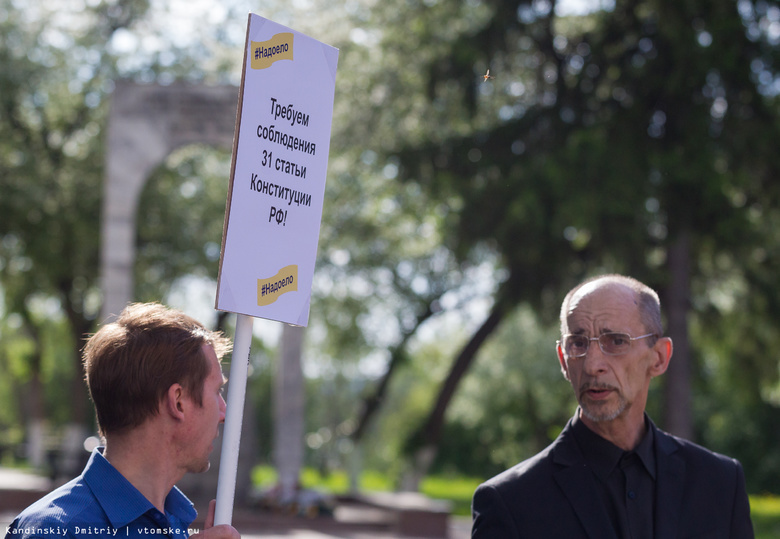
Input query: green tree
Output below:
<box><xmin>0</xmin><ymin>0</ymin><xmax>248</xmax><ymax>464</ymax></box>
<box><xmin>339</xmin><ymin>0</ymin><xmax>780</xmax><ymax>484</ymax></box>
<box><xmin>135</xmin><ymin>146</ymin><xmax>231</xmax><ymax>304</ymax></box>
<box><xmin>0</xmin><ymin>0</ymin><xmax>127</xmax><ymax>447</ymax></box>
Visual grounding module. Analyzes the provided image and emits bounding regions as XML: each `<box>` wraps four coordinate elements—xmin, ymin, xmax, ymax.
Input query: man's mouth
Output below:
<box><xmin>581</xmin><ymin>384</ymin><xmax>616</xmax><ymax>400</ymax></box>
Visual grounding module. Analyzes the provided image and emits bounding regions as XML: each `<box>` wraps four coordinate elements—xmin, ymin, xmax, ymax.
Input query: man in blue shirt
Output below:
<box><xmin>5</xmin><ymin>303</ymin><xmax>240</xmax><ymax>539</ymax></box>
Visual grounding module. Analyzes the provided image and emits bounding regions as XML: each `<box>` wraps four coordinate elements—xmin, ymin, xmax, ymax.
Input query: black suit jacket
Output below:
<box><xmin>472</xmin><ymin>415</ymin><xmax>754</xmax><ymax>538</ymax></box>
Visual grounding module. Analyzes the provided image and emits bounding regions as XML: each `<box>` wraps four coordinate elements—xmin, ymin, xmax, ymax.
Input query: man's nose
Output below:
<box><xmin>219</xmin><ymin>394</ymin><xmax>227</xmax><ymax>423</ymax></box>
<box><xmin>582</xmin><ymin>342</ymin><xmax>609</xmax><ymax>375</ymax></box>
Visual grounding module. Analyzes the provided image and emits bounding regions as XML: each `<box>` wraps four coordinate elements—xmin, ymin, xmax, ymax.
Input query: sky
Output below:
<box><xmin>556</xmin><ymin>0</ymin><xmax>614</xmax><ymax>16</ymax></box>
<box><xmin>138</xmin><ymin>0</ymin><xmax>613</xmax><ymax>50</ymax></box>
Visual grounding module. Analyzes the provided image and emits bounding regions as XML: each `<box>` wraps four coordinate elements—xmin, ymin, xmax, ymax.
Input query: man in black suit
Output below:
<box><xmin>472</xmin><ymin>274</ymin><xmax>754</xmax><ymax>538</ymax></box>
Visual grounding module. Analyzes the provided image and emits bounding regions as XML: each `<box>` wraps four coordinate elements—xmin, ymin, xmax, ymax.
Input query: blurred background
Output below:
<box><xmin>1</xmin><ymin>0</ymin><xmax>780</xmax><ymax>535</ymax></box>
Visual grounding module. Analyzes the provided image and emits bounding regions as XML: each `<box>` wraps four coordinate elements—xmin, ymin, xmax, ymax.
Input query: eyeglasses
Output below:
<box><xmin>559</xmin><ymin>332</ymin><xmax>656</xmax><ymax>357</ymax></box>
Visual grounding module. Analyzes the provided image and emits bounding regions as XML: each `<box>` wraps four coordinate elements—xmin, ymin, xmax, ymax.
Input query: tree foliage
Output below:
<box><xmin>2</xmin><ymin>0</ymin><xmax>780</xmax><ymax>495</ymax></box>
<box><xmin>330</xmin><ymin>0</ymin><xmax>780</xmax><ymax>488</ymax></box>
<box><xmin>0</xmin><ymin>0</ymin><xmax>125</xmax><ymax>427</ymax></box>
<box><xmin>0</xmin><ymin>0</ymin><xmax>246</xmax><ymax>431</ymax></box>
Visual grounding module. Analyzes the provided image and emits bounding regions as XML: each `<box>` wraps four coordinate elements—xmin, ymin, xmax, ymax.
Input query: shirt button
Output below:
<box><xmin>627</xmin><ymin>490</ymin><xmax>637</xmax><ymax>500</ymax></box>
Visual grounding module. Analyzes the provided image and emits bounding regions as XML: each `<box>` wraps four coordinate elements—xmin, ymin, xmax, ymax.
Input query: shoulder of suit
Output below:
<box><xmin>654</xmin><ymin>425</ymin><xmax>742</xmax><ymax>469</ymax></box>
<box><xmin>476</xmin><ymin>418</ymin><xmax>580</xmax><ymax>491</ymax></box>
<box><xmin>477</xmin><ymin>438</ymin><xmax>561</xmax><ymax>493</ymax></box>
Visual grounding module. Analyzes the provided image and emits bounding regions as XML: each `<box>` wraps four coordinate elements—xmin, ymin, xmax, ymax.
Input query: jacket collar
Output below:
<box><xmin>552</xmin><ymin>416</ymin><xmax>619</xmax><ymax>539</ymax></box>
<box><xmin>652</xmin><ymin>423</ymin><xmax>685</xmax><ymax>538</ymax></box>
<box><xmin>551</xmin><ymin>413</ymin><xmax>685</xmax><ymax>539</ymax></box>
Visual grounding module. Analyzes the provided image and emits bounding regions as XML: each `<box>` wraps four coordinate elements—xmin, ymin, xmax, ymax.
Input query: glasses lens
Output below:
<box><xmin>599</xmin><ymin>333</ymin><xmax>632</xmax><ymax>355</ymax></box>
<box><xmin>564</xmin><ymin>335</ymin><xmax>589</xmax><ymax>357</ymax></box>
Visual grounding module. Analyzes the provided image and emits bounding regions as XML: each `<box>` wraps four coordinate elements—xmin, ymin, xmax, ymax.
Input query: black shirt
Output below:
<box><xmin>571</xmin><ymin>412</ymin><xmax>656</xmax><ymax>539</ymax></box>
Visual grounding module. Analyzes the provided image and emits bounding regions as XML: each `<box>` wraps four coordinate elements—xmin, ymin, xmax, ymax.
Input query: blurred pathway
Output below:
<box><xmin>0</xmin><ymin>467</ymin><xmax>50</xmax><ymax>491</ymax></box>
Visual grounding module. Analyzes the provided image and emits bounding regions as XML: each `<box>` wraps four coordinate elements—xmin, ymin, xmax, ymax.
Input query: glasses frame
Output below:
<box><xmin>557</xmin><ymin>332</ymin><xmax>656</xmax><ymax>358</ymax></box>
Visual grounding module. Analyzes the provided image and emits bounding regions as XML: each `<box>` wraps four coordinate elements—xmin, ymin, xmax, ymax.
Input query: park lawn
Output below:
<box><xmin>752</xmin><ymin>495</ymin><xmax>780</xmax><ymax>539</ymax></box>
<box><xmin>252</xmin><ymin>467</ymin><xmax>780</xmax><ymax>529</ymax></box>
<box><xmin>252</xmin><ymin>465</ymin><xmax>478</xmax><ymax>515</ymax></box>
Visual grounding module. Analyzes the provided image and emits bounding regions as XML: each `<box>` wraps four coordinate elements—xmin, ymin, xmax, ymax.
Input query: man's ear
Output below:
<box><xmin>649</xmin><ymin>337</ymin><xmax>673</xmax><ymax>377</ymax></box>
<box><xmin>557</xmin><ymin>343</ymin><xmax>570</xmax><ymax>381</ymax></box>
<box><xmin>165</xmin><ymin>384</ymin><xmax>186</xmax><ymax>421</ymax></box>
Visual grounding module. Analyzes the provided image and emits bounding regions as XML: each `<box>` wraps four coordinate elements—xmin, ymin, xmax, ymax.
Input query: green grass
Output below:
<box><xmin>298</xmin><ymin>468</ymin><xmax>393</xmax><ymax>493</ymax></box>
<box><xmin>751</xmin><ymin>495</ymin><xmax>780</xmax><ymax>539</ymax></box>
<box><xmin>252</xmin><ymin>466</ymin><xmax>479</xmax><ymax>516</ymax></box>
<box><xmin>252</xmin><ymin>467</ymin><xmax>780</xmax><ymax>526</ymax></box>
<box><xmin>252</xmin><ymin>466</ymin><xmax>396</xmax><ymax>495</ymax></box>
<box><xmin>419</xmin><ymin>475</ymin><xmax>481</xmax><ymax>516</ymax></box>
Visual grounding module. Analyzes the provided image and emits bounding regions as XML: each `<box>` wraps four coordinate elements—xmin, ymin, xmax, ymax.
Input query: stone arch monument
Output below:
<box><xmin>100</xmin><ymin>80</ymin><xmax>238</xmax><ymax>320</ymax></box>
<box><xmin>100</xmin><ymin>80</ymin><xmax>307</xmax><ymax>506</ymax></box>
<box><xmin>99</xmin><ymin>81</ymin><xmax>251</xmax><ymax>500</ymax></box>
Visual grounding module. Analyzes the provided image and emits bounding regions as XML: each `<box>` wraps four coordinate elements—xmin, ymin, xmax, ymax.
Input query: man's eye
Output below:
<box><xmin>609</xmin><ymin>335</ymin><xmax>628</xmax><ymax>346</ymax></box>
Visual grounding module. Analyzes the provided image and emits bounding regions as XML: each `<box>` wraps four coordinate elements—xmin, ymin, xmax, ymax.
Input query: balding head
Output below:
<box><xmin>560</xmin><ymin>274</ymin><xmax>663</xmax><ymax>341</ymax></box>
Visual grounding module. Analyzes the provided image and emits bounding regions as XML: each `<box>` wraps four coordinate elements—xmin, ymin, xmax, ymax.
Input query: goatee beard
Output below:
<box><xmin>581</xmin><ymin>401</ymin><xmax>626</xmax><ymax>422</ymax></box>
<box><xmin>578</xmin><ymin>382</ymin><xmax>626</xmax><ymax>422</ymax></box>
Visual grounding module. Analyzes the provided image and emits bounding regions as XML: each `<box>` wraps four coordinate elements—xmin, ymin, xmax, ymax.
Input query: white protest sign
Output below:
<box><xmin>216</xmin><ymin>14</ymin><xmax>339</xmax><ymax>326</ymax></box>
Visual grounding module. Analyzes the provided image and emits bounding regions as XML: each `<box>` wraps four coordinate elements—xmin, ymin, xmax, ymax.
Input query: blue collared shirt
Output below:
<box><xmin>5</xmin><ymin>449</ymin><xmax>197</xmax><ymax>539</ymax></box>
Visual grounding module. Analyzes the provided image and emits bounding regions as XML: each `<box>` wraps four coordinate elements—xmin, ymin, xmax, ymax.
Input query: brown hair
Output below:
<box><xmin>83</xmin><ymin>303</ymin><xmax>232</xmax><ymax>436</ymax></box>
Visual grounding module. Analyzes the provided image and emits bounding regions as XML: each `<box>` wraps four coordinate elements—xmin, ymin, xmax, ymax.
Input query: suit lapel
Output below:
<box><xmin>552</xmin><ymin>422</ymin><xmax>619</xmax><ymax>539</ymax></box>
<box><xmin>653</xmin><ymin>424</ymin><xmax>686</xmax><ymax>539</ymax></box>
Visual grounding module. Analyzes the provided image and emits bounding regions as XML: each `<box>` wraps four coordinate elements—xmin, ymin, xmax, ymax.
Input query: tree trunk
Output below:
<box><xmin>403</xmin><ymin>299</ymin><xmax>509</xmax><ymax>489</ymax></box>
<box><xmin>25</xmin><ymin>375</ymin><xmax>47</xmax><ymax>469</ymax></box>
<box><xmin>352</xmin><ymin>302</ymin><xmax>436</xmax><ymax>443</ymax></box>
<box><xmin>273</xmin><ymin>324</ymin><xmax>306</xmax><ymax>501</ymax></box>
<box><xmin>21</xmin><ymin>315</ymin><xmax>47</xmax><ymax>470</ymax></box>
<box><xmin>61</xmin><ymin>284</ymin><xmax>92</xmax><ymax>429</ymax></box>
<box><xmin>663</xmin><ymin>229</ymin><xmax>693</xmax><ymax>440</ymax></box>
<box><xmin>63</xmin><ymin>309</ymin><xmax>93</xmax><ymax>477</ymax></box>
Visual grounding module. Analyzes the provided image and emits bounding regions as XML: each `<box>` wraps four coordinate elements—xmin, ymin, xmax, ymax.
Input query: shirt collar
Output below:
<box><xmin>571</xmin><ymin>410</ymin><xmax>656</xmax><ymax>481</ymax></box>
<box><xmin>632</xmin><ymin>420</ymin><xmax>656</xmax><ymax>480</ymax></box>
<box><xmin>82</xmin><ymin>448</ymin><xmax>196</xmax><ymax>529</ymax></box>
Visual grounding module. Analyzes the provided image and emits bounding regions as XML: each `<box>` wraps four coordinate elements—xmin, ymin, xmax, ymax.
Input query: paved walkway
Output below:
<box><xmin>0</xmin><ymin>467</ymin><xmax>50</xmax><ymax>491</ymax></box>
<box><xmin>0</xmin><ymin>468</ymin><xmax>471</xmax><ymax>538</ymax></box>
